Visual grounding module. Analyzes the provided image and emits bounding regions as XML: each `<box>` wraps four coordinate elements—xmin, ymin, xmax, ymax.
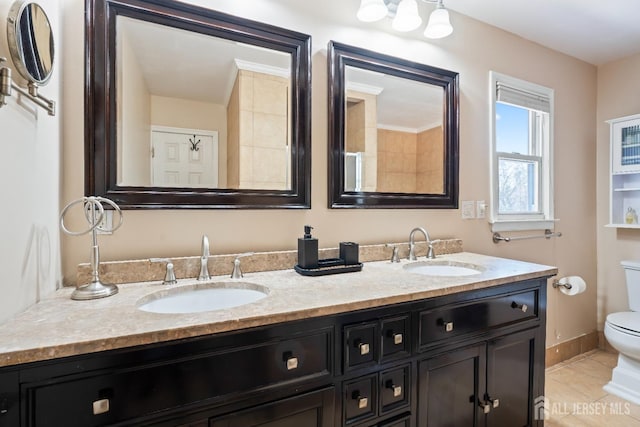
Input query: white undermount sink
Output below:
<box><xmin>137</xmin><ymin>282</ymin><xmax>269</xmax><ymax>314</ymax></box>
<box><xmin>403</xmin><ymin>261</ymin><xmax>483</xmax><ymax>277</ymax></box>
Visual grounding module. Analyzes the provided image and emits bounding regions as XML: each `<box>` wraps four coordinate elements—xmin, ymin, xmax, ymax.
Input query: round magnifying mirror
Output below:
<box><xmin>6</xmin><ymin>1</ymin><xmax>54</xmax><ymax>85</ymax></box>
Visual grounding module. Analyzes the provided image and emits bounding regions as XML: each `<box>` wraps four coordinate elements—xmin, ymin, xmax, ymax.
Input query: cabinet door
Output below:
<box><xmin>418</xmin><ymin>343</ymin><xmax>486</xmax><ymax>427</ymax></box>
<box><xmin>210</xmin><ymin>387</ymin><xmax>335</xmax><ymax>427</ymax></box>
<box><xmin>486</xmin><ymin>329</ymin><xmax>538</xmax><ymax>427</ymax></box>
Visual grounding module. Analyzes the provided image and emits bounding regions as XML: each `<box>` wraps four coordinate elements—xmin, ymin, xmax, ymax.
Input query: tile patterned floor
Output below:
<box><xmin>544</xmin><ymin>350</ymin><xmax>640</xmax><ymax>426</ymax></box>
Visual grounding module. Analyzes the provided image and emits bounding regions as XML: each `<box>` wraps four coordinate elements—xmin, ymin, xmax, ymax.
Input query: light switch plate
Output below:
<box><xmin>461</xmin><ymin>201</ymin><xmax>475</xmax><ymax>219</ymax></box>
<box><xmin>476</xmin><ymin>200</ymin><xmax>486</xmax><ymax>219</ymax></box>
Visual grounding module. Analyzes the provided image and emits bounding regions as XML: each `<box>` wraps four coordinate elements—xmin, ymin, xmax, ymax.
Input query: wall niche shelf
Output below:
<box><xmin>608</xmin><ymin>113</ymin><xmax>640</xmax><ymax>228</ymax></box>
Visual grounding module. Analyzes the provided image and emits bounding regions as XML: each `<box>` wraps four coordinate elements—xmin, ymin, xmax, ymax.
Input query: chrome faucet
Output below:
<box><xmin>198</xmin><ymin>235</ymin><xmax>211</xmax><ymax>281</ymax></box>
<box><xmin>409</xmin><ymin>227</ymin><xmax>436</xmax><ymax>260</ymax></box>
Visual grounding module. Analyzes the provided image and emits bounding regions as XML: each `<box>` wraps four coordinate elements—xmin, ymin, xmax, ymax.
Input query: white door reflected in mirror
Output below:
<box><xmin>150</xmin><ymin>128</ymin><xmax>218</xmax><ymax>188</ymax></box>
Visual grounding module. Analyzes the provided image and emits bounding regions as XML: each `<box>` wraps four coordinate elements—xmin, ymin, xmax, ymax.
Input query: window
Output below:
<box><xmin>490</xmin><ymin>72</ymin><xmax>554</xmax><ymax>231</ymax></box>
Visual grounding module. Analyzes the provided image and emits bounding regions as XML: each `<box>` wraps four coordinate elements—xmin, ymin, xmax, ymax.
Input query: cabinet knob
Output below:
<box><xmin>511</xmin><ymin>301</ymin><xmax>528</xmax><ymax>312</ymax></box>
<box><xmin>444</xmin><ymin>321</ymin><xmax>454</xmax><ymax>332</ymax></box>
<box><xmin>491</xmin><ymin>398</ymin><xmax>500</xmax><ymax>408</ymax></box>
<box><xmin>92</xmin><ymin>398</ymin><xmax>110</xmax><ymax>415</ymax></box>
<box><xmin>0</xmin><ymin>397</ymin><xmax>8</xmax><ymax>415</ymax></box>
<box><xmin>351</xmin><ymin>391</ymin><xmax>369</xmax><ymax>409</ymax></box>
<box><xmin>286</xmin><ymin>356</ymin><xmax>298</xmax><ymax>370</ymax></box>
<box><xmin>393</xmin><ymin>333</ymin><xmax>403</xmax><ymax>345</ymax></box>
<box><xmin>386</xmin><ymin>381</ymin><xmax>402</xmax><ymax>397</ymax></box>
<box><xmin>357</xmin><ymin>341</ymin><xmax>370</xmax><ymax>355</ymax></box>
<box><xmin>479</xmin><ymin>401</ymin><xmax>491</xmax><ymax>414</ymax></box>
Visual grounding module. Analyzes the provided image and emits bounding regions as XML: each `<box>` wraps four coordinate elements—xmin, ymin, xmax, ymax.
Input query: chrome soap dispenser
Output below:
<box><xmin>298</xmin><ymin>225</ymin><xmax>318</xmax><ymax>269</ymax></box>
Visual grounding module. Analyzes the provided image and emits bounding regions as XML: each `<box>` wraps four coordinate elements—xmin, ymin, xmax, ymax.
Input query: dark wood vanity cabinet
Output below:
<box><xmin>0</xmin><ymin>278</ymin><xmax>548</xmax><ymax>427</ymax></box>
<box><xmin>418</xmin><ymin>328</ymin><xmax>540</xmax><ymax>427</ymax></box>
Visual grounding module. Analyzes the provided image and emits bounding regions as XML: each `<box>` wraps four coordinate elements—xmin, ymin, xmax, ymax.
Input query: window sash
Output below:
<box><xmin>496</xmin><ymin>153</ymin><xmax>542</xmax><ymax>215</ymax></box>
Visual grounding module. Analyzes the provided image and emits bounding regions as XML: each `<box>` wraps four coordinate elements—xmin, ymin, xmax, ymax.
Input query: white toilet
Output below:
<box><xmin>603</xmin><ymin>260</ymin><xmax>640</xmax><ymax>405</ymax></box>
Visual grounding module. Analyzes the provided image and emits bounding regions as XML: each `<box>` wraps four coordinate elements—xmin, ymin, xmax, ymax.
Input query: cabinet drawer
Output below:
<box><xmin>378</xmin><ymin>414</ymin><xmax>411</xmax><ymax>427</ymax></box>
<box><xmin>380</xmin><ymin>365</ymin><xmax>409</xmax><ymax>413</ymax></box>
<box><xmin>380</xmin><ymin>315</ymin><xmax>410</xmax><ymax>362</ymax></box>
<box><xmin>344</xmin><ymin>375</ymin><xmax>377</xmax><ymax>425</ymax></box>
<box><xmin>25</xmin><ymin>330</ymin><xmax>332</xmax><ymax>427</ymax></box>
<box><xmin>419</xmin><ymin>289</ymin><xmax>538</xmax><ymax>348</ymax></box>
<box><xmin>345</xmin><ymin>322</ymin><xmax>378</xmax><ymax>370</ymax></box>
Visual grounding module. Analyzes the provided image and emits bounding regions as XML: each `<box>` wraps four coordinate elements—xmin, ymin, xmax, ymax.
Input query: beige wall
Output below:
<box><xmin>227</xmin><ymin>76</ymin><xmax>240</xmax><ymax>188</ymax></box>
<box><xmin>118</xmin><ymin>32</ymin><xmax>151</xmax><ymax>186</ymax></box>
<box><xmin>346</xmin><ymin>89</ymin><xmax>378</xmax><ymax>191</ymax></box>
<box><xmin>0</xmin><ymin>0</ymin><xmax>61</xmax><ymax>323</ymax></box>
<box><xmin>60</xmin><ymin>0</ymin><xmax>598</xmax><ymax>349</ymax></box>
<box><xmin>596</xmin><ymin>53</ymin><xmax>640</xmax><ymax>329</ymax></box>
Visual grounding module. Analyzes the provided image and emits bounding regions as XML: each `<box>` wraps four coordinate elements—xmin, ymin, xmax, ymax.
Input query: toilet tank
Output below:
<box><xmin>621</xmin><ymin>260</ymin><xmax>640</xmax><ymax>311</ymax></box>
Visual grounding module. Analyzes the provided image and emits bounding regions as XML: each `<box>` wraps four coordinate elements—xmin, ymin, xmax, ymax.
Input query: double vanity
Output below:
<box><xmin>0</xmin><ymin>250</ymin><xmax>556</xmax><ymax>427</ymax></box>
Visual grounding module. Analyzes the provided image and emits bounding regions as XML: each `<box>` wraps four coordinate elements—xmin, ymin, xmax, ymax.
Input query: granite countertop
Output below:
<box><xmin>0</xmin><ymin>252</ymin><xmax>557</xmax><ymax>368</ymax></box>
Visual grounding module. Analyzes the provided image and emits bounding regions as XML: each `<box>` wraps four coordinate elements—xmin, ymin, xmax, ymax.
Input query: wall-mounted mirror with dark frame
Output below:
<box><xmin>86</xmin><ymin>0</ymin><xmax>311</xmax><ymax>208</ymax></box>
<box><xmin>328</xmin><ymin>41</ymin><xmax>459</xmax><ymax>208</ymax></box>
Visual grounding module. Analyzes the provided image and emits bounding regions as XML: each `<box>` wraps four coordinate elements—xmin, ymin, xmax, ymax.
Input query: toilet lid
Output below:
<box><xmin>607</xmin><ymin>312</ymin><xmax>640</xmax><ymax>335</ymax></box>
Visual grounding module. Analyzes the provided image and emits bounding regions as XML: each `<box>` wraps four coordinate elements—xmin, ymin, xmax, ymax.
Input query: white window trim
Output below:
<box><xmin>489</xmin><ymin>71</ymin><xmax>556</xmax><ymax>232</ymax></box>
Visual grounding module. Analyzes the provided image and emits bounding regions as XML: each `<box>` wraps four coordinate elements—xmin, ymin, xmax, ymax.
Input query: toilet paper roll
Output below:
<box><xmin>557</xmin><ymin>276</ymin><xmax>587</xmax><ymax>296</ymax></box>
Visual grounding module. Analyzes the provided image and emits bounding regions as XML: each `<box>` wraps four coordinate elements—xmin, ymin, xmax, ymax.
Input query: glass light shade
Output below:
<box><xmin>392</xmin><ymin>0</ymin><xmax>422</xmax><ymax>32</ymax></box>
<box><xmin>424</xmin><ymin>7</ymin><xmax>453</xmax><ymax>39</ymax></box>
<box><xmin>357</xmin><ymin>0</ymin><xmax>388</xmax><ymax>22</ymax></box>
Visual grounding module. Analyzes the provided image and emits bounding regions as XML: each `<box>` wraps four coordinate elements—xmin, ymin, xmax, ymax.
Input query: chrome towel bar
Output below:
<box><xmin>492</xmin><ymin>229</ymin><xmax>562</xmax><ymax>244</ymax></box>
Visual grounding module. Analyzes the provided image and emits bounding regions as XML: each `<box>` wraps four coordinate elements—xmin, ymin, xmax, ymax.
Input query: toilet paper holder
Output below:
<box><xmin>552</xmin><ymin>280</ymin><xmax>572</xmax><ymax>290</ymax></box>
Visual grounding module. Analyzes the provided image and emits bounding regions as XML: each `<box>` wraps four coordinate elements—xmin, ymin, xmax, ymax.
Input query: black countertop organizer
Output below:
<box><xmin>294</xmin><ymin>258</ymin><xmax>363</xmax><ymax>277</ymax></box>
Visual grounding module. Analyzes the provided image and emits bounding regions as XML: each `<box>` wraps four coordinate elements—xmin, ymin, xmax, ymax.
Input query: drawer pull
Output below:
<box><xmin>444</xmin><ymin>321</ymin><xmax>454</xmax><ymax>332</ymax></box>
<box><xmin>0</xmin><ymin>397</ymin><xmax>8</xmax><ymax>415</ymax></box>
<box><xmin>351</xmin><ymin>391</ymin><xmax>369</xmax><ymax>409</ymax></box>
<box><xmin>286</xmin><ymin>356</ymin><xmax>299</xmax><ymax>370</ymax></box>
<box><xmin>358</xmin><ymin>397</ymin><xmax>368</xmax><ymax>409</ymax></box>
<box><xmin>393</xmin><ymin>333</ymin><xmax>403</xmax><ymax>345</ymax></box>
<box><xmin>492</xmin><ymin>398</ymin><xmax>500</xmax><ymax>408</ymax></box>
<box><xmin>511</xmin><ymin>301</ymin><xmax>528</xmax><ymax>312</ymax></box>
<box><xmin>386</xmin><ymin>381</ymin><xmax>402</xmax><ymax>397</ymax></box>
<box><xmin>92</xmin><ymin>398</ymin><xmax>110</xmax><ymax>415</ymax></box>
<box><xmin>357</xmin><ymin>342</ymin><xmax>370</xmax><ymax>355</ymax></box>
<box><xmin>479</xmin><ymin>401</ymin><xmax>491</xmax><ymax>414</ymax></box>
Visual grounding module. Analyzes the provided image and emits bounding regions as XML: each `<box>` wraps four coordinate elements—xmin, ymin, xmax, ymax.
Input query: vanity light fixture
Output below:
<box><xmin>356</xmin><ymin>0</ymin><xmax>453</xmax><ymax>39</ymax></box>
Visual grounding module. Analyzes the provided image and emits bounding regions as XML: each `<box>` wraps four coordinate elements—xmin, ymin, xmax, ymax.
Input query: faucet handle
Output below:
<box><xmin>149</xmin><ymin>258</ymin><xmax>177</xmax><ymax>285</ymax></box>
<box><xmin>163</xmin><ymin>262</ymin><xmax>177</xmax><ymax>285</ymax></box>
<box><xmin>198</xmin><ymin>235</ymin><xmax>211</xmax><ymax>281</ymax></box>
<box><xmin>231</xmin><ymin>252</ymin><xmax>254</xmax><ymax>279</ymax></box>
<box><xmin>427</xmin><ymin>239</ymin><xmax>440</xmax><ymax>259</ymax></box>
<box><xmin>384</xmin><ymin>244</ymin><xmax>400</xmax><ymax>263</ymax></box>
<box><xmin>201</xmin><ymin>235</ymin><xmax>210</xmax><ymax>257</ymax></box>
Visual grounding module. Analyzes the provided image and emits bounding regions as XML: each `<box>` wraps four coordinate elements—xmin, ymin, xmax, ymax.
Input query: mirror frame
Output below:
<box><xmin>86</xmin><ymin>0</ymin><xmax>311</xmax><ymax>209</ymax></box>
<box><xmin>328</xmin><ymin>41</ymin><xmax>459</xmax><ymax>209</ymax></box>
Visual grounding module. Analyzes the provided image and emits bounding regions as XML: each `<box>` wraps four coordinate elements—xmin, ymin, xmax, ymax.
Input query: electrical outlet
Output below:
<box><xmin>461</xmin><ymin>200</ymin><xmax>475</xmax><ymax>219</ymax></box>
<box><xmin>96</xmin><ymin>210</ymin><xmax>113</xmax><ymax>235</ymax></box>
<box><xmin>476</xmin><ymin>200</ymin><xmax>486</xmax><ymax>219</ymax></box>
